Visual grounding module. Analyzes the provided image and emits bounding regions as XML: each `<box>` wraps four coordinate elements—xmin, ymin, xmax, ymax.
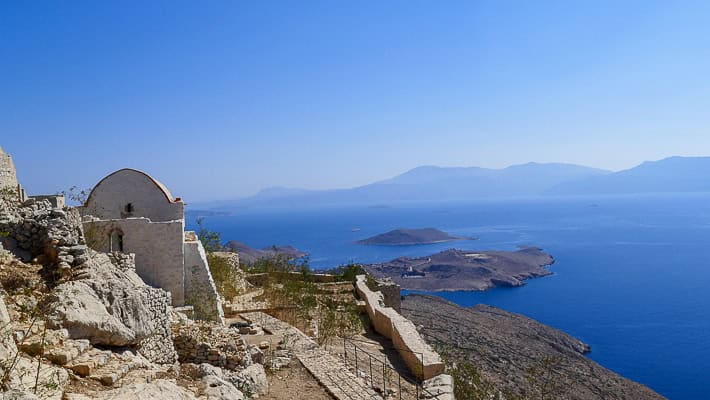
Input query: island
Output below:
<box><xmin>356</xmin><ymin>227</ymin><xmax>473</xmax><ymax>246</ymax></box>
<box><xmin>363</xmin><ymin>246</ymin><xmax>553</xmax><ymax>291</ymax></box>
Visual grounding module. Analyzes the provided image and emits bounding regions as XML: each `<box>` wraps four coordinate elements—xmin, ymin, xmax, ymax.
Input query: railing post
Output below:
<box><xmin>382</xmin><ymin>363</ymin><xmax>386</xmax><ymax>395</ymax></box>
<box><xmin>354</xmin><ymin>345</ymin><xmax>358</xmax><ymax>375</ymax></box>
<box><xmin>399</xmin><ymin>373</ymin><xmax>402</xmax><ymax>400</ymax></box>
<box><xmin>343</xmin><ymin>337</ymin><xmax>347</xmax><ymax>365</ymax></box>
<box><xmin>369</xmin><ymin>354</ymin><xmax>373</xmax><ymax>387</ymax></box>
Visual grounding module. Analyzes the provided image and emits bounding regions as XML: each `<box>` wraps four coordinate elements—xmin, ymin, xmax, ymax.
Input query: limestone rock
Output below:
<box><xmin>0</xmin><ymin>390</ymin><xmax>40</xmax><ymax>400</ymax></box>
<box><xmin>92</xmin><ymin>379</ymin><xmax>197</xmax><ymax>400</ymax></box>
<box><xmin>47</xmin><ymin>251</ymin><xmax>177</xmax><ymax>363</ymax></box>
<box><xmin>3</xmin><ymin>356</ymin><xmax>69</xmax><ymax>400</ymax></box>
<box><xmin>0</xmin><ymin>294</ymin><xmax>18</xmax><ymax>360</ymax></box>
<box><xmin>202</xmin><ymin>375</ymin><xmax>244</xmax><ymax>400</ymax></box>
<box><xmin>233</xmin><ymin>364</ymin><xmax>267</xmax><ymax>395</ymax></box>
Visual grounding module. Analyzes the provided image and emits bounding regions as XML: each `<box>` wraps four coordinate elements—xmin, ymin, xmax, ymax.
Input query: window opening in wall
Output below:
<box><xmin>125</xmin><ymin>203</ymin><xmax>134</xmax><ymax>213</ymax></box>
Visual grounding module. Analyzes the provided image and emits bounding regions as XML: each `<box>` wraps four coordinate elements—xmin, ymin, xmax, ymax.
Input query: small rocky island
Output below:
<box><xmin>364</xmin><ymin>246</ymin><xmax>553</xmax><ymax>291</ymax></box>
<box><xmin>356</xmin><ymin>227</ymin><xmax>473</xmax><ymax>245</ymax></box>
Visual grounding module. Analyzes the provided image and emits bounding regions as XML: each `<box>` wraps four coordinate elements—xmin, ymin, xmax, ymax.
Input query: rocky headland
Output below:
<box><xmin>356</xmin><ymin>228</ymin><xmax>473</xmax><ymax>246</ymax></box>
<box><xmin>364</xmin><ymin>246</ymin><xmax>554</xmax><ymax>291</ymax></box>
<box><xmin>402</xmin><ymin>294</ymin><xmax>664</xmax><ymax>400</ymax></box>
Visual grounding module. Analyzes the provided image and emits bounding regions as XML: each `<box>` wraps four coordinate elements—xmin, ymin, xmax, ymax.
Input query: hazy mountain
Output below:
<box><xmin>548</xmin><ymin>156</ymin><xmax>710</xmax><ymax>195</ymax></box>
<box><xmin>208</xmin><ymin>162</ymin><xmax>611</xmax><ymax>209</ymax></box>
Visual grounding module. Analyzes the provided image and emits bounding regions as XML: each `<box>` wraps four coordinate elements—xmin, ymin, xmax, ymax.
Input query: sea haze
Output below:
<box><xmin>188</xmin><ymin>193</ymin><xmax>710</xmax><ymax>399</ymax></box>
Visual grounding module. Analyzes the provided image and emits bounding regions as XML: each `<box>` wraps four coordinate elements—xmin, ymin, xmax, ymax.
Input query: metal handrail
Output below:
<box><xmin>341</xmin><ymin>336</ymin><xmax>448</xmax><ymax>400</ymax></box>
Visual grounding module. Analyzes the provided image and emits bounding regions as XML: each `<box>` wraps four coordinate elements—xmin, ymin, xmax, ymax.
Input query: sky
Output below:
<box><xmin>2</xmin><ymin>1</ymin><xmax>710</xmax><ymax>201</ymax></box>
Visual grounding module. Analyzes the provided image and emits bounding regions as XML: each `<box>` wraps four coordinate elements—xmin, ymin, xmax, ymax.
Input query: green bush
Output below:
<box><xmin>206</xmin><ymin>253</ymin><xmax>242</xmax><ymax>300</ymax></box>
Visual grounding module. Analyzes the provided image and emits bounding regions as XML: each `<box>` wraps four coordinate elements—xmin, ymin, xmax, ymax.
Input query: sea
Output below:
<box><xmin>188</xmin><ymin>193</ymin><xmax>710</xmax><ymax>399</ymax></box>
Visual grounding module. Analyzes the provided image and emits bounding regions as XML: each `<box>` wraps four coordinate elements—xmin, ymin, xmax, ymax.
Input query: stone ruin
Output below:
<box><xmin>0</xmin><ymin>145</ymin><xmax>26</xmax><ymax>201</ymax></box>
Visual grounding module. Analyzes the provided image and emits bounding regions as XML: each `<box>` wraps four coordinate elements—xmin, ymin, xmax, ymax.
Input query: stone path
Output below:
<box><xmin>240</xmin><ymin>312</ymin><xmax>384</xmax><ymax>400</ymax></box>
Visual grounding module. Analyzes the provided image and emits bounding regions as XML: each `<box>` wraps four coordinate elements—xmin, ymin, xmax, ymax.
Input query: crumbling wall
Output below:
<box><xmin>355</xmin><ymin>275</ymin><xmax>445</xmax><ymax>380</ymax></box>
<box><xmin>172</xmin><ymin>321</ymin><xmax>250</xmax><ymax>370</ymax></box>
<box><xmin>0</xmin><ymin>146</ymin><xmax>18</xmax><ymax>189</ymax></box>
<box><xmin>375</xmin><ymin>278</ymin><xmax>401</xmax><ymax>313</ymax></box>
<box><xmin>0</xmin><ymin>197</ymin><xmax>88</xmax><ymax>278</ymax></box>
<box><xmin>184</xmin><ymin>235</ymin><xmax>224</xmax><ymax>322</ymax></box>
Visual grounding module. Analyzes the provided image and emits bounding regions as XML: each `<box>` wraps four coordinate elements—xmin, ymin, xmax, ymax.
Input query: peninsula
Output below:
<box><xmin>402</xmin><ymin>295</ymin><xmax>663</xmax><ymax>399</ymax></box>
<box><xmin>356</xmin><ymin>227</ymin><xmax>472</xmax><ymax>246</ymax></box>
<box><xmin>363</xmin><ymin>246</ymin><xmax>553</xmax><ymax>291</ymax></box>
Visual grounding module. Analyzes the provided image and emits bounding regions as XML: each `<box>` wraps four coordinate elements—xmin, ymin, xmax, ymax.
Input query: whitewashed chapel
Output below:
<box><xmin>80</xmin><ymin>168</ymin><xmax>223</xmax><ymax>321</ymax></box>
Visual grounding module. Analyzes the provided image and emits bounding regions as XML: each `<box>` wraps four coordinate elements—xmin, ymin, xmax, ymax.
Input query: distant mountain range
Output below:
<box><xmin>196</xmin><ymin>156</ymin><xmax>710</xmax><ymax>210</ymax></box>
<box><xmin>546</xmin><ymin>156</ymin><xmax>710</xmax><ymax>195</ymax></box>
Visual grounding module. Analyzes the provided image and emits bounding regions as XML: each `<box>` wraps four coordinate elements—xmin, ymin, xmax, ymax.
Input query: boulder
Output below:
<box><xmin>0</xmin><ymin>390</ymin><xmax>40</xmax><ymax>400</ymax></box>
<box><xmin>47</xmin><ymin>251</ymin><xmax>177</xmax><ymax>362</ymax></box>
<box><xmin>202</xmin><ymin>375</ymin><xmax>244</xmax><ymax>400</ymax></box>
<box><xmin>92</xmin><ymin>379</ymin><xmax>197</xmax><ymax>400</ymax></box>
<box><xmin>0</xmin><ymin>294</ymin><xmax>18</xmax><ymax>360</ymax></box>
<box><xmin>233</xmin><ymin>364</ymin><xmax>267</xmax><ymax>395</ymax></box>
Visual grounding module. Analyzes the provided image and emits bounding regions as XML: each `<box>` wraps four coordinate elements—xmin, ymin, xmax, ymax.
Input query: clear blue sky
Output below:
<box><xmin>2</xmin><ymin>1</ymin><xmax>710</xmax><ymax>201</ymax></box>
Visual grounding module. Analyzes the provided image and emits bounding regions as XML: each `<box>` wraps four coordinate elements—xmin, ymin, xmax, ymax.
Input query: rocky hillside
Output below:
<box><xmin>401</xmin><ymin>294</ymin><xmax>664</xmax><ymax>400</ymax></box>
<box><xmin>0</xmin><ymin>196</ymin><xmax>267</xmax><ymax>399</ymax></box>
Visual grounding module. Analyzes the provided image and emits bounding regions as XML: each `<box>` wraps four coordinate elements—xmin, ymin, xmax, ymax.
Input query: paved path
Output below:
<box><xmin>241</xmin><ymin>312</ymin><xmax>383</xmax><ymax>400</ymax></box>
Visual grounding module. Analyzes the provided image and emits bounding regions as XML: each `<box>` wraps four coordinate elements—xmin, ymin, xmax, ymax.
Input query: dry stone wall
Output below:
<box><xmin>172</xmin><ymin>322</ymin><xmax>250</xmax><ymax>370</ymax></box>
<box><xmin>0</xmin><ymin>197</ymin><xmax>88</xmax><ymax>278</ymax></box>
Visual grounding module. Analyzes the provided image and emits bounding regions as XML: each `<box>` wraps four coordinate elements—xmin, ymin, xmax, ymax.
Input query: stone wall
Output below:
<box><xmin>0</xmin><ymin>197</ymin><xmax>88</xmax><ymax>278</ymax></box>
<box><xmin>82</xmin><ymin>218</ymin><xmax>186</xmax><ymax>305</ymax></box>
<box><xmin>355</xmin><ymin>275</ymin><xmax>445</xmax><ymax>380</ymax></box>
<box><xmin>172</xmin><ymin>322</ymin><xmax>250</xmax><ymax>370</ymax></box>
<box><xmin>0</xmin><ymin>146</ymin><xmax>18</xmax><ymax>190</ymax></box>
<box><xmin>184</xmin><ymin>234</ymin><xmax>224</xmax><ymax>322</ymax></box>
<box><xmin>246</xmin><ymin>272</ymin><xmax>338</xmax><ymax>287</ymax></box>
<box><xmin>136</xmin><ymin>286</ymin><xmax>179</xmax><ymax>364</ymax></box>
<box><xmin>375</xmin><ymin>278</ymin><xmax>401</xmax><ymax>313</ymax></box>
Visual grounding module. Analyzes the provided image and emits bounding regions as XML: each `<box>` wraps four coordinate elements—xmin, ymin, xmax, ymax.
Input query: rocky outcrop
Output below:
<box><xmin>180</xmin><ymin>362</ymin><xmax>267</xmax><ymax>399</ymax></box>
<box><xmin>47</xmin><ymin>251</ymin><xmax>177</xmax><ymax>363</ymax></box>
<box><xmin>88</xmin><ymin>379</ymin><xmax>197</xmax><ymax>400</ymax></box>
<box><xmin>0</xmin><ymin>293</ymin><xmax>17</xmax><ymax>361</ymax></box>
<box><xmin>402</xmin><ymin>294</ymin><xmax>665</xmax><ymax>400</ymax></box>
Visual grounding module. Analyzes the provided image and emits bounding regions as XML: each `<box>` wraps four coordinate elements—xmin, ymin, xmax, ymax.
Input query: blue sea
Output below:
<box><xmin>189</xmin><ymin>194</ymin><xmax>710</xmax><ymax>399</ymax></box>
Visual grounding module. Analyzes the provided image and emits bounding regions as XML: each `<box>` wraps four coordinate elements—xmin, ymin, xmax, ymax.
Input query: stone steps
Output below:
<box><xmin>88</xmin><ymin>352</ymin><xmax>141</xmax><ymax>386</ymax></box>
<box><xmin>297</xmin><ymin>349</ymin><xmax>384</xmax><ymax>400</ymax></box>
<box><xmin>65</xmin><ymin>348</ymin><xmax>112</xmax><ymax>377</ymax></box>
<box><xmin>241</xmin><ymin>312</ymin><xmax>384</xmax><ymax>400</ymax></box>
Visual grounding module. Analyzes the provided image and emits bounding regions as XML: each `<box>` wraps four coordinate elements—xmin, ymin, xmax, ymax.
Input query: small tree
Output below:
<box><xmin>196</xmin><ymin>218</ymin><xmax>222</xmax><ymax>252</ymax></box>
<box><xmin>60</xmin><ymin>186</ymin><xmax>90</xmax><ymax>205</ymax></box>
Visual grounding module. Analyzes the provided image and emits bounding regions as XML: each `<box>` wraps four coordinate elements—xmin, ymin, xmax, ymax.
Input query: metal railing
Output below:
<box><xmin>340</xmin><ymin>337</ymin><xmax>446</xmax><ymax>399</ymax></box>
